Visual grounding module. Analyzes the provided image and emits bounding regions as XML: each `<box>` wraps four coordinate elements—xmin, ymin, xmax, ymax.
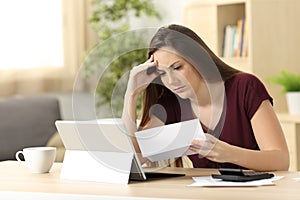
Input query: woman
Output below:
<box><xmin>122</xmin><ymin>24</ymin><xmax>289</xmax><ymax>171</ymax></box>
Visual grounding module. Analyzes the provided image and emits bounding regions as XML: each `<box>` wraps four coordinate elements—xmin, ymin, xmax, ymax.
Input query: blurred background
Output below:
<box><xmin>1</xmin><ymin>0</ymin><xmax>300</xmax><ymax>169</ymax></box>
<box><xmin>0</xmin><ymin>0</ymin><xmax>299</xmax><ymax>119</ymax></box>
<box><xmin>0</xmin><ymin>0</ymin><xmax>197</xmax><ymax>119</ymax></box>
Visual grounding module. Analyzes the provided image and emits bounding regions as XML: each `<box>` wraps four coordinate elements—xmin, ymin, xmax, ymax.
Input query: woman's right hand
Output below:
<box><xmin>125</xmin><ymin>55</ymin><xmax>159</xmax><ymax>98</ymax></box>
<box><xmin>122</xmin><ymin>55</ymin><xmax>159</xmax><ymax>163</ymax></box>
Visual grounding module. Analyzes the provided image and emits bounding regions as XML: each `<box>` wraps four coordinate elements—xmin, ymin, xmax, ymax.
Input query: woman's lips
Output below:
<box><xmin>173</xmin><ymin>86</ymin><xmax>185</xmax><ymax>93</ymax></box>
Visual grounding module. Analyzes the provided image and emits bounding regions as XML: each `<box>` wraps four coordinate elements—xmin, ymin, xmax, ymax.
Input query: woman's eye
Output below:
<box><xmin>174</xmin><ymin>65</ymin><xmax>182</xmax><ymax>70</ymax></box>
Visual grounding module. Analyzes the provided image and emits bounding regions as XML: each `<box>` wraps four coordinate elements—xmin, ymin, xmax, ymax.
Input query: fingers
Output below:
<box><xmin>143</xmin><ymin>55</ymin><xmax>158</xmax><ymax>70</ymax></box>
<box><xmin>127</xmin><ymin>56</ymin><xmax>159</xmax><ymax>93</ymax></box>
<box><xmin>204</xmin><ymin>133</ymin><xmax>218</xmax><ymax>143</ymax></box>
<box><xmin>189</xmin><ymin>134</ymin><xmax>219</xmax><ymax>157</ymax></box>
<box><xmin>191</xmin><ymin>134</ymin><xmax>217</xmax><ymax>146</ymax></box>
<box><xmin>133</xmin><ymin>57</ymin><xmax>156</xmax><ymax>72</ymax></box>
<box><xmin>145</xmin><ymin>54</ymin><xmax>154</xmax><ymax>63</ymax></box>
<box><xmin>131</xmin><ymin>59</ymin><xmax>158</xmax><ymax>79</ymax></box>
<box><xmin>191</xmin><ymin>138</ymin><xmax>204</xmax><ymax>146</ymax></box>
<box><xmin>189</xmin><ymin>143</ymin><xmax>211</xmax><ymax>158</ymax></box>
<box><xmin>190</xmin><ymin>138</ymin><xmax>209</xmax><ymax>152</ymax></box>
<box><xmin>191</xmin><ymin>139</ymin><xmax>215</xmax><ymax>151</ymax></box>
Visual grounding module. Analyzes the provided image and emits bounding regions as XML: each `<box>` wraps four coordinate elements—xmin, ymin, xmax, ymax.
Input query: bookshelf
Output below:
<box><xmin>183</xmin><ymin>0</ymin><xmax>300</xmax><ymax>112</ymax></box>
<box><xmin>184</xmin><ymin>0</ymin><xmax>300</xmax><ymax>171</ymax></box>
<box><xmin>184</xmin><ymin>0</ymin><xmax>249</xmax><ymax>71</ymax></box>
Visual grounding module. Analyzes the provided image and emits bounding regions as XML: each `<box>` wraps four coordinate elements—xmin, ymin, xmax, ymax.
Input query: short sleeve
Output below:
<box><xmin>243</xmin><ymin>74</ymin><xmax>273</xmax><ymax>119</ymax></box>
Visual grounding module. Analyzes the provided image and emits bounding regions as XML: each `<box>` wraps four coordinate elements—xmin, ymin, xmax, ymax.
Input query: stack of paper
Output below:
<box><xmin>293</xmin><ymin>178</ymin><xmax>300</xmax><ymax>182</ymax></box>
<box><xmin>188</xmin><ymin>176</ymin><xmax>283</xmax><ymax>187</ymax></box>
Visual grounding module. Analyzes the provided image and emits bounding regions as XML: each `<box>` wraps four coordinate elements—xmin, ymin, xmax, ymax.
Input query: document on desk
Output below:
<box><xmin>293</xmin><ymin>177</ymin><xmax>300</xmax><ymax>182</ymax></box>
<box><xmin>188</xmin><ymin>176</ymin><xmax>284</xmax><ymax>187</ymax></box>
<box><xmin>134</xmin><ymin>119</ymin><xmax>205</xmax><ymax>162</ymax></box>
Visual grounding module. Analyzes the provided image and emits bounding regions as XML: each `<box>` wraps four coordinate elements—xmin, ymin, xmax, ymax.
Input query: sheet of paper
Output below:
<box><xmin>293</xmin><ymin>177</ymin><xmax>300</xmax><ymax>182</ymax></box>
<box><xmin>134</xmin><ymin>119</ymin><xmax>205</xmax><ymax>162</ymax></box>
<box><xmin>188</xmin><ymin>176</ymin><xmax>284</xmax><ymax>187</ymax></box>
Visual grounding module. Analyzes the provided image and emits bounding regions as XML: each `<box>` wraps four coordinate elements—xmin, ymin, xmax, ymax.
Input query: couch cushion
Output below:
<box><xmin>0</xmin><ymin>96</ymin><xmax>61</xmax><ymax>161</ymax></box>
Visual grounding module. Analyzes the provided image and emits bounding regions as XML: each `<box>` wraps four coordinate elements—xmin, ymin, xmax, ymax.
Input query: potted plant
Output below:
<box><xmin>82</xmin><ymin>0</ymin><xmax>160</xmax><ymax>117</ymax></box>
<box><xmin>268</xmin><ymin>70</ymin><xmax>300</xmax><ymax>115</ymax></box>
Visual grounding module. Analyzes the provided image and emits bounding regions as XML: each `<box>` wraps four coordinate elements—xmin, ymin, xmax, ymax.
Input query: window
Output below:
<box><xmin>0</xmin><ymin>0</ymin><xmax>63</xmax><ymax>69</ymax></box>
<box><xmin>0</xmin><ymin>0</ymin><xmax>91</xmax><ymax>96</ymax></box>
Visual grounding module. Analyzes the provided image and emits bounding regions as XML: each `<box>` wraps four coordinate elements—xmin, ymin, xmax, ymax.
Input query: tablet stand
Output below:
<box><xmin>60</xmin><ymin>150</ymin><xmax>134</xmax><ymax>184</ymax></box>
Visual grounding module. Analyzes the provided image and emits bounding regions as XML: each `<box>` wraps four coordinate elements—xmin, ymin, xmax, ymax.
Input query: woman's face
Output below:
<box><xmin>153</xmin><ymin>49</ymin><xmax>202</xmax><ymax>100</ymax></box>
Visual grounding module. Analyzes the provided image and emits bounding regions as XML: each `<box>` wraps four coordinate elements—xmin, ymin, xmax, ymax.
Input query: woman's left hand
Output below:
<box><xmin>189</xmin><ymin>134</ymin><xmax>234</xmax><ymax>163</ymax></box>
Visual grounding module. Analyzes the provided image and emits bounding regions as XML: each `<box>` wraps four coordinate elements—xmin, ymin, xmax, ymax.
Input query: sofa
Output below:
<box><xmin>0</xmin><ymin>95</ymin><xmax>65</xmax><ymax>162</ymax></box>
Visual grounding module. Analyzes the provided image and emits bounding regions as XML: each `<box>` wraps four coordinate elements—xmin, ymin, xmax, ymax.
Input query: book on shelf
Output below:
<box><xmin>222</xmin><ymin>18</ymin><xmax>247</xmax><ymax>58</ymax></box>
<box><xmin>222</xmin><ymin>25</ymin><xmax>237</xmax><ymax>57</ymax></box>
<box><xmin>241</xmin><ymin>19</ymin><xmax>248</xmax><ymax>57</ymax></box>
<box><xmin>235</xmin><ymin>18</ymin><xmax>245</xmax><ymax>57</ymax></box>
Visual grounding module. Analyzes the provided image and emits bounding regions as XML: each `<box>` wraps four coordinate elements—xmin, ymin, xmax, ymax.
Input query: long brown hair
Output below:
<box><xmin>139</xmin><ymin>24</ymin><xmax>240</xmax><ymax>127</ymax></box>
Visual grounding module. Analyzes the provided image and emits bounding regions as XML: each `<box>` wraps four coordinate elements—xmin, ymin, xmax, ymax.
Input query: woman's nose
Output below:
<box><xmin>166</xmin><ymin>73</ymin><xmax>178</xmax><ymax>85</ymax></box>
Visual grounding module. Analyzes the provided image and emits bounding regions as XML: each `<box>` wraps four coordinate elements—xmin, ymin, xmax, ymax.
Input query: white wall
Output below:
<box><xmin>130</xmin><ymin>0</ymin><xmax>198</xmax><ymax>29</ymax></box>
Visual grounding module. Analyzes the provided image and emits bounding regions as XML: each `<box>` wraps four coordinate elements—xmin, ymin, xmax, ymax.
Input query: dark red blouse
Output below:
<box><xmin>151</xmin><ymin>73</ymin><xmax>273</xmax><ymax>169</ymax></box>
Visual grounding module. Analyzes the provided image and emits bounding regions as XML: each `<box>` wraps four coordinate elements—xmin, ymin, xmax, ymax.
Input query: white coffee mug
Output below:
<box><xmin>15</xmin><ymin>147</ymin><xmax>56</xmax><ymax>173</ymax></box>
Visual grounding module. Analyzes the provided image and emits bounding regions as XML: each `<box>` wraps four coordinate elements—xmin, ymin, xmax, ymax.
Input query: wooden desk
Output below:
<box><xmin>0</xmin><ymin>161</ymin><xmax>300</xmax><ymax>200</ymax></box>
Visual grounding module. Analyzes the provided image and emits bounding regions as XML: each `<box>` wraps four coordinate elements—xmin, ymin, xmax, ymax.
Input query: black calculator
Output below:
<box><xmin>211</xmin><ymin>168</ymin><xmax>274</xmax><ymax>182</ymax></box>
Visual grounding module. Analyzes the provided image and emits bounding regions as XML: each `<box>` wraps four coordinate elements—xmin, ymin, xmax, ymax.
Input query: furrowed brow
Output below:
<box><xmin>157</xmin><ymin>60</ymin><xmax>181</xmax><ymax>71</ymax></box>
